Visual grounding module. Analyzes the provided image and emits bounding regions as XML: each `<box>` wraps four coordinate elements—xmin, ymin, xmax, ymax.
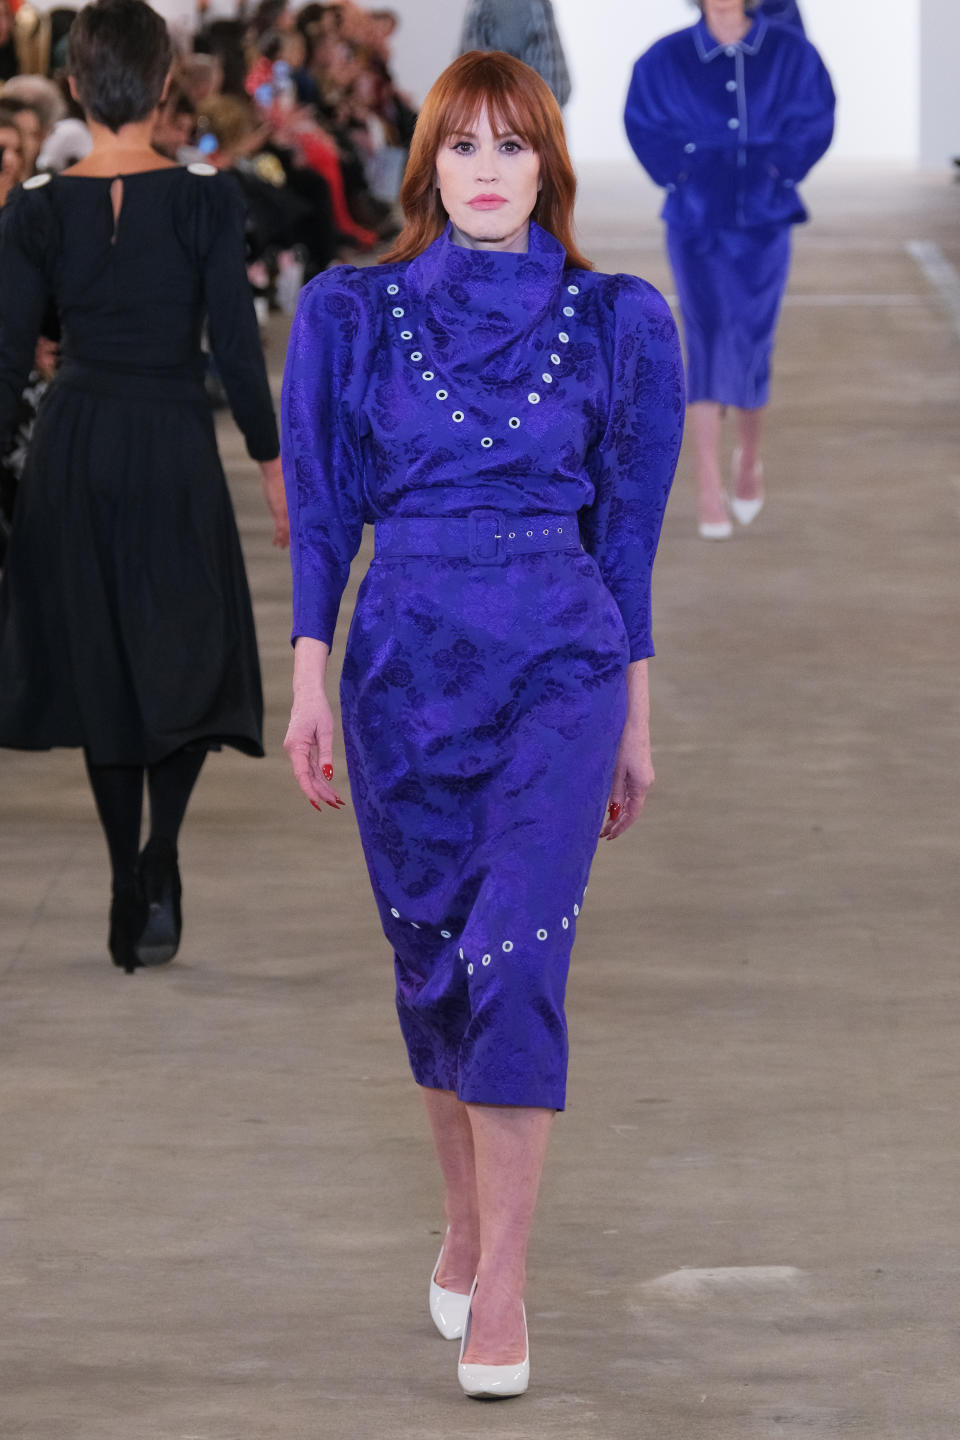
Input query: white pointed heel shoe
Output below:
<box><xmin>730</xmin><ymin>448</ymin><xmax>765</xmax><ymax>526</ymax></box>
<box><xmin>429</xmin><ymin>1238</ymin><xmax>472</xmax><ymax>1340</ymax></box>
<box><xmin>457</xmin><ymin>1278</ymin><xmax>530</xmax><ymax>1399</ymax></box>
<box><xmin>698</xmin><ymin>519</ymin><xmax>733</xmax><ymax>540</ymax></box>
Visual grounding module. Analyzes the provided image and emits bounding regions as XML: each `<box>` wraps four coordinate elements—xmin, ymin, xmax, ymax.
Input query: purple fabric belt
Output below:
<box><xmin>374</xmin><ymin>510</ymin><xmax>582</xmax><ymax>566</ymax></box>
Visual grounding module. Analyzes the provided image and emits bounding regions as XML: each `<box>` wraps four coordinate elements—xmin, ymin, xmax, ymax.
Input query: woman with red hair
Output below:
<box><xmin>281</xmin><ymin>50</ymin><xmax>683</xmax><ymax>1397</ymax></box>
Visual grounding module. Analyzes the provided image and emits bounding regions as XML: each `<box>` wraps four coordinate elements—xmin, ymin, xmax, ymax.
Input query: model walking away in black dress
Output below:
<box><xmin>0</xmin><ymin>0</ymin><xmax>288</xmax><ymax>973</ymax></box>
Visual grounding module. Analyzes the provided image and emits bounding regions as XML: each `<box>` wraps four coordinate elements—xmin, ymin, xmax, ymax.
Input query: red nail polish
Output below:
<box><xmin>322</xmin><ymin>763</ymin><xmax>334</xmax><ymax>781</ymax></box>
<box><xmin>608</xmin><ymin>801</ymin><xmax>622</xmax><ymax>821</ymax></box>
<box><xmin>310</xmin><ymin>800</ymin><xmax>322</xmax><ymax>811</ymax></box>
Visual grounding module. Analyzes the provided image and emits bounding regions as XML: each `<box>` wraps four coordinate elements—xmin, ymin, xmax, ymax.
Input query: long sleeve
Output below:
<box><xmin>580</xmin><ymin>277</ymin><xmax>685</xmax><ymax>662</ymax></box>
<box><xmin>767</xmin><ymin>42</ymin><xmax>835</xmax><ymax>183</ymax></box>
<box><xmin>524</xmin><ymin>1</ymin><xmax>571</xmax><ymax>107</ymax></box>
<box><xmin>281</xmin><ymin>271</ymin><xmax>371</xmax><ymax>648</ymax></box>
<box><xmin>0</xmin><ymin>188</ymin><xmax>51</xmax><ymax>455</ymax></box>
<box><xmin>458</xmin><ymin>0</ymin><xmax>491</xmax><ymax>53</ymax></box>
<box><xmin>199</xmin><ymin>173</ymin><xmax>280</xmax><ymax>462</ymax></box>
<box><xmin>624</xmin><ymin>44</ymin><xmax>693</xmax><ymax>190</ymax></box>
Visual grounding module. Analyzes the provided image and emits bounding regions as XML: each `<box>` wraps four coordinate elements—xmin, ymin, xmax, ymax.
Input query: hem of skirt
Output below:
<box><xmin>455</xmin><ymin>1082</ymin><xmax>565</xmax><ymax>1113</ymax></box>
<box><xmin>0</xmin><ymin>732</ymin><xmax>265</xmax><ymax>764</ymax></box>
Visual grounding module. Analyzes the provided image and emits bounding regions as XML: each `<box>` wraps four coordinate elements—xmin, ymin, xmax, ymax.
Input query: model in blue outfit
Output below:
<box><xmin>625</xmin><ymin>0</ymin><xmax>833</xmax><ymax>537</ymax></box>
<box><xmin>281</xmin><ymin>51</ymin><xmax>683</xmax><ymax>1395</ymax></box>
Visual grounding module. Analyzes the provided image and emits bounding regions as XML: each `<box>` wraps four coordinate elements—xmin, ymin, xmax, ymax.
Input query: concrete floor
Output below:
<box><xmin>2</xmin><ymin>166</ymin><xmax>959</xmax><ymax>1438</ymax></box>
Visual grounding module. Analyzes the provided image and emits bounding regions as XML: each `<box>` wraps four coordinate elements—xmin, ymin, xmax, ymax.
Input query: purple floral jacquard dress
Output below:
<box><xmin>282</xmin><ymin>221</ymin><xmax>684</xmax><ymax>1109</ymax></box>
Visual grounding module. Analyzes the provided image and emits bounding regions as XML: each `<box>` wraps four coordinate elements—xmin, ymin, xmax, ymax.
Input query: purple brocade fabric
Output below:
<box><xmin>281</xmin><ymin>222</ymin><xmax>684</xmax><ymax>1108</ymax></box>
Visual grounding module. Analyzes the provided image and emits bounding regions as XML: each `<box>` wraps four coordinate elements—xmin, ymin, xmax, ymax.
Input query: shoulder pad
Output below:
<box><xmin>186</xmin><ymin>162</ymin><xmax>218</xmax><ymax>177</ymax></box>
<box><xmin>23</xmin><ymin>173</ymin><xmax>52</xmax><ymax>190</ymax></box>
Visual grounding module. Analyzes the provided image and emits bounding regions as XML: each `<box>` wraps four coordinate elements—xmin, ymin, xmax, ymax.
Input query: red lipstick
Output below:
<box><xmin>468</xmin><ymin>194</ymin><xmax>508</xmax><ymax>209</ymax></box>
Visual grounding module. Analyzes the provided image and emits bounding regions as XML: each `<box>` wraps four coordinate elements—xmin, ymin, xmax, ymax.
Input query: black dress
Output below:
<box><xmin>0</xmin><ymin>165</ymin><xmax>279</xmax><ymax>765</ymax></box>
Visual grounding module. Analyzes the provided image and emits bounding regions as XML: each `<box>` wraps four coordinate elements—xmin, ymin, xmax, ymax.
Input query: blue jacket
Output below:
<box><xmin>625</xmin><ymin>16</ymin><xmax>834</xmax><ymax>231</ymax></box>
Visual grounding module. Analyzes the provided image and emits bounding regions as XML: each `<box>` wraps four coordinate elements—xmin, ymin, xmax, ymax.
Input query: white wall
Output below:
<box><xmin>919</xmin><ymin>0</ymin><xmax>960</xmax><ymax>166</ymax></box>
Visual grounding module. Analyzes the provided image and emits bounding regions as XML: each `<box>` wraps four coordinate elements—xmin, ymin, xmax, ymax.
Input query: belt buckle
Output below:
<box><xmin>467</xmin><ymin>509</ymin><xmax>506</xmax><ymax>565</ymax></box>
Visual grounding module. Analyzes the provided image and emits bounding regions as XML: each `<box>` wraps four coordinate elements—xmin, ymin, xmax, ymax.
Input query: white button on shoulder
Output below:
<box><xmin>187</xmin><ymin>161</ymin><xmax>217</xmax><ymax>177</ymax></box>
<box><xmin>387</xmin><ymin>283</ymin><xmax>399</xmax><ymax>295</ymax></box>
<box><xmin>728</xmin><ymin>117</ymin><xmax>740</xmax><ymax>130</ymax></box>
<box><xmin>23</xmin><ymin>172</ymin><xmax>52</xmax><ymax>189</ymax></box>
<box><xmin>527</xmin><ymin>392</ymin><xmax>541</xmax><ymax>404</ymax></box>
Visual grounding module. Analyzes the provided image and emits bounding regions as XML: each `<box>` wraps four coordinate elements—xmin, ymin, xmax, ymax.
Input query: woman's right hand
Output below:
<box><xmin>259</xmin><ymin>456</ymin><xmax>289</xmax><ymax>549</ymax></box>
<box><xmin>283</xmin><ymin>685</ymin><xmax>346</xmax><ymax>813</ymax></box>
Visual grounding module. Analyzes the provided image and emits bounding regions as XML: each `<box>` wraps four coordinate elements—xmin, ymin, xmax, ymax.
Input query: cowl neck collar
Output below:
<box><xmin>405</xmin><ymin>221</ymin><xmax>567</xmax><ymax>377</ymax></box>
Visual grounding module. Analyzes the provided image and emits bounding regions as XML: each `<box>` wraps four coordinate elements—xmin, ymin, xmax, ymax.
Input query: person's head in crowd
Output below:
<box><xmin>196</xmin><ymin>93</ymin><xmax>263</xmax><ymax>168</ymax></box>
<box><xmin>1</xmin><ymin>76</ymin><xmax>68</xmax><ymax>174</ymax></box>
<box><xmin>0</xmin><ymin>103</ymin><xmax>24</xmax><ymax>204</ymax></box>
<box><xmin>385</xmin><ymin>49</ymin><xmax>590</xmax><ymax>269</ymax></box>
<box><xmin>0</xmin><ymin>95</ymin><xmax>42</xmax><ymax>175</ymax></box>
<box><xmin>193</xmin><ymin>19</ymin><xmax>246</xmax><ymax>98</ymax></box>
<box><xmin>251</xmin><ymin>0</ymin><xmax>292</xmax><ymax>38</ymax></box>
<box><xmin>67</xmin><ymin>0</ymin><xmax>172</xmax><ymax>132</ymax></box>
<box><xmin>179</xmin><ymin>53</ymin><xmax>223</xmax><ymax>107</ymax></box>
<box><xmin>152</xmin><ymin>84</ymin><xmax>195</xmax><ymax>159</ymax></box>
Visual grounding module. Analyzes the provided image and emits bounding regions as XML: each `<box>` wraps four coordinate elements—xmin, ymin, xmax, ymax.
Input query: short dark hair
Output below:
<box><xmin>67</xmin><ymin>0</ymin><xmax>172</xmax><ymax>132</ymax></box>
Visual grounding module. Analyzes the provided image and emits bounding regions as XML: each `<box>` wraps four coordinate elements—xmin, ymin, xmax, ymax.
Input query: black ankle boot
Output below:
<box><xmin>109</xmin><ymin>883</ymin><xmax>145</xmax><ymax>974</ymax></box>
<box><xmin>135</xmin><ymin>838</ymin><xmax>182</xmax><ymax>966</ymax></box>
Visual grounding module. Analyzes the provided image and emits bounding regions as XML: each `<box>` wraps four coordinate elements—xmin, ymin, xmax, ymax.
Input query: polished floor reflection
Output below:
<box><xmin>2</xmin><ymin>165</ymin><xmax>958</xmax><ymax>1439</ymax></box>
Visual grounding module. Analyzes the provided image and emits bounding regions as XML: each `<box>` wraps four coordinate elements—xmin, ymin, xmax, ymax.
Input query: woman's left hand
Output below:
<box><xmin>601</xmin><ymin>723</ymin><xmax>655</xmax><ymax>840</ymax></box>
<box><xmin>601</xmin><ymin>658</ymin><xmax>654</xmax><ymax>840</ymax></box>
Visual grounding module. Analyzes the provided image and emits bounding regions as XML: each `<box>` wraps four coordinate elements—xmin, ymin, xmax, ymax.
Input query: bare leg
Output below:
<box><xmin>688</xmin><ymin>401</ymin><xmax>728</xmax><ymax>527</ymax></box>
<box><xmin>421</xmin><ymin>1087</ymin><xmax>481</xmax><ymax>1292</ymax></box>
<box><xmin>462</xmin><ymin>1103</ymin><xmax>554</xmax><ymax>1365</ymax></box>
<box><xmin>734</xmin><ymin>407</ymin><xmax>765</xmax><ymax>499</ymax></box>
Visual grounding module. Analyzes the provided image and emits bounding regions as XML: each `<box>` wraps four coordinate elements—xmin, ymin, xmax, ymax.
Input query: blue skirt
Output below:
<box><xmin>339</xmin><ymin>547</ymin><xmax>629</xmax><ymax>1110</ymax></box>
<box><xmin>666</xmin><ymin>224</ymin><xmax>792</xmax><ymax>409</ymax></box>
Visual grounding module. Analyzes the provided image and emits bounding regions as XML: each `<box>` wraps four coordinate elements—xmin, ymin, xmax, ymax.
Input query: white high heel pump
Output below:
<box><xmin>429</xmin><ymin>1237</ymin><xmax>472</xmax><ymax>1340</ymax></box>
<box><xmin>730</xmin><ymin>448</ymin><xmax>765</xmax><ymax>526</ymax></box>
<box><xmin>457</xmin><ymin>1278</ymin><xmax>530</xmax><ymax>1399</ymax></box>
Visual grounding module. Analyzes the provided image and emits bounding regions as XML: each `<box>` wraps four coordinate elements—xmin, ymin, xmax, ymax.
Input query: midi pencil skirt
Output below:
<box><xmin>666</xmin><ymin>223</ymin><xmax>792</xmax><ymax>409</ymax></box>
<box><xmin>339</xmin><ymin>546</ymin><xmax>630</xmax><ymax>1111</ymax></box>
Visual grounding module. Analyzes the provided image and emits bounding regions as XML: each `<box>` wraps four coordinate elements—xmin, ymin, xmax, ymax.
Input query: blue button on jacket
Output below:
<box><xmin>625</xmin><ymin>16</ymin><xmax>835</xmax><ymax>231</ymax></box>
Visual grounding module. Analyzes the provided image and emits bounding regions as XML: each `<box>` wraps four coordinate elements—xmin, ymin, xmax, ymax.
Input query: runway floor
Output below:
<box><xmin>2</xmin><ymin>165</ymin><xmax>959</xmax><ymax>1438</ymax></box>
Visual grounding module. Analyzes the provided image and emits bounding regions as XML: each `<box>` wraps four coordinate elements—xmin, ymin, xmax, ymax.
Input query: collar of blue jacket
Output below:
<box><xmin>694</xmin><ymin>15</ymin><xmax>768</xmax><ymax>62</ymax></box>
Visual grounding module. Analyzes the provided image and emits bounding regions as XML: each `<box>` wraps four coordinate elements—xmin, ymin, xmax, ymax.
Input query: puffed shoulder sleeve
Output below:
<box><xmin>581</xmin><ymin>276</ymin><xmax>684</xmax><ymax>662</ymax></box>
<box><xmin>178</xmin><ymin>168</ymin><xmax>280</xmax><ymax>462</ymax></box>
<box><xmin>281</xmin><ymin>270</ymin><xmax>371</xmax><ymax>648</ymax></box>
<box><xmin>772</xmin><ymin>38</ymin><xmax>835</xmax><ymax>183</ymax></box>
<box><xmin>0</xmin><ymin>182</ymin><xmax>56</xmax><ymax>453</ymax></box>
<box><xmin>624</xmin><ymin>41</ymin><xmax>690</xmax><ymax>189</ymax></box>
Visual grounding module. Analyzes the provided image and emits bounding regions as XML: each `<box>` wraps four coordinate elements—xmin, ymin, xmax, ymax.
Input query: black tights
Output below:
<box><xmin>84</xmin><ymin>748</ymin><xmax>206</xmax><ymax>890</ymax></box>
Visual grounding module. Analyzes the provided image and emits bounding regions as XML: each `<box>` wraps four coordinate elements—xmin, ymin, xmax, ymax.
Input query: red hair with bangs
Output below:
<box><xmin>382</xmin><ymin>51</ymin><xmax>592</xmax><ymax>271</ymax></box>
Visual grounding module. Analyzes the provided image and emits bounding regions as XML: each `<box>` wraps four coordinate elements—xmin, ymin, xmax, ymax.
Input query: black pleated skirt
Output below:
<box><xmin>0</xmin><ymin>366</ymin><xmax>263</xmax><ymax>765</ymax></box>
